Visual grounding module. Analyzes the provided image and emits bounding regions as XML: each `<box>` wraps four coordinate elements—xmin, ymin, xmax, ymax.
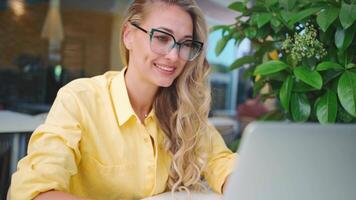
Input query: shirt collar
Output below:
<box><xmin>110</xmin><ymin>67</ymin><xmax>156</xmax><ymax>126</ymax></box>
<box><xmin>110</xmin><ymin>67</ymin><xmax>136</xmax><ymax>126</ymax></box>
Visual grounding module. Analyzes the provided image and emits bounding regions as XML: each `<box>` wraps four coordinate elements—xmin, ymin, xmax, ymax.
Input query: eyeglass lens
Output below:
<box><xmin>150</xmin><ymin>30</ymin><xmax>201</xmax><ymax>61</ymax></box>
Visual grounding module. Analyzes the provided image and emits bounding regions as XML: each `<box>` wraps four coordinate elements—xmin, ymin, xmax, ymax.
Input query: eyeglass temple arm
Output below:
<box><xmin>130</xmin><ymin>22</ymin><xmax>148</xmax><ymax>34</ymax></box>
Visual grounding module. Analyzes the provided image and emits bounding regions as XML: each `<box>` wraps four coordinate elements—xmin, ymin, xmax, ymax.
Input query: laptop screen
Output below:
<box><xmin>224</xmin><ymin>122</ymin><xmax>356</xmax><ymax>200</ymax></box>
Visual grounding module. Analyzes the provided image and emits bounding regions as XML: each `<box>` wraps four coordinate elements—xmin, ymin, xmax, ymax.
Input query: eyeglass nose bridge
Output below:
<box><xmin>168</xmin><ymin>41</ymin><xmax>184</xmax><ymax>54</ymax></box>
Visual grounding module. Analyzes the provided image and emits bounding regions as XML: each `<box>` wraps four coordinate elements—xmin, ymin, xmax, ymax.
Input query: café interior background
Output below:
<box><xmin>0</xmin><ymin>0</ymin><xmax>251</xmax><ymax>198</ymax></box>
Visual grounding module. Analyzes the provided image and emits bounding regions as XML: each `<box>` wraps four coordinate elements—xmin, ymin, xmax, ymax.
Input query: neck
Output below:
<box><xmin>124</xmin><ymin>66</ymin><xmax>158</xmax><ymax>121</ymax></box>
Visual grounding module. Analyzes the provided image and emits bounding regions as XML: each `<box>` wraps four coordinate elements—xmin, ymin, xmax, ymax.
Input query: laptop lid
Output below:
<box><xmin>223</xmin><ymin>122</ymin><xmax>356</xmax><ymax>200</ymax></box>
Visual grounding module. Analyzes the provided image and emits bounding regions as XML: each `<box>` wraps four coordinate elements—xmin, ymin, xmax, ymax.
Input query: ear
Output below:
<box><xmin>123</xmin><ymin>23</ymin><xmax>133</xmax><ymax>50</ymax></box>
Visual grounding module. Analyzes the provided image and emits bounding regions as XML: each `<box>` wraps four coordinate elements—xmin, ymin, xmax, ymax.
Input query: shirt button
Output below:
<box><xmin>144</xmin><ymin>137</ymin><xmax>149</xmax><ymax>143</ymax></box>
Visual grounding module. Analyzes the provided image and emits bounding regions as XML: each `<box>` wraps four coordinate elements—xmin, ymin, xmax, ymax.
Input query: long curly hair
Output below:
<box><xmin>119</xmin><ymin>0</ymin><xmax>212</xmax><ymax>193</ymax></box>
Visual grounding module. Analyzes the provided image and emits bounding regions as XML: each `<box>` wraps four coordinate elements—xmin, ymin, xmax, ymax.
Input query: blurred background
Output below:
<box><xmin>0</xmin><ymin>0</ymin><xmax>251</xmax><ymax>114</ymax></box>
<box><xmin>0</xmin><ymin>0</ymin><xmax>257</xmax><ymax>198</ymax></box>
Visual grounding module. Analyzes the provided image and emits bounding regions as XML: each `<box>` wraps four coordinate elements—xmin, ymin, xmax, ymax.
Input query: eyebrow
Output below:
<box><xmin>157</xmin><ymin>26</ymin><xmax>193</xmax><ymax>39</ymax></box>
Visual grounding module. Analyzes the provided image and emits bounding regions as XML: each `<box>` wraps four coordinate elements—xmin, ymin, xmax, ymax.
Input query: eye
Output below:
<box><xmin>153</xmin><ymin>35</ymin><xmax>171</xmax><ymax>43</ymax></box>
<box><xmin>182</xmin><ymin>42</ymin><xmax>193</xmax><ymax>48</ymax></box>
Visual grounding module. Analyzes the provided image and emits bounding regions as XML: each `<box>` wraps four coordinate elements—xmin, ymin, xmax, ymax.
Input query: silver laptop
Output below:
<box><xmin>223</xmin><ymin>122</ymin><xmax>356</xmax><ymax>200</ymax></box>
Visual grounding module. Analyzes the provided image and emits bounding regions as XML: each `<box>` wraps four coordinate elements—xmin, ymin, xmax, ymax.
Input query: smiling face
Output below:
<box><xmin>123</xmin><ymin>2</ymin><xmax>193</xmax><ymax>88</ymax></box>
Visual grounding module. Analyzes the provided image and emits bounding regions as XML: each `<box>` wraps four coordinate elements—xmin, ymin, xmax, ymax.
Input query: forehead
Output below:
<box><xmin>141</xmin><ymin>3</ymin><xmax>193</xmax><ymax>39</ymax></box>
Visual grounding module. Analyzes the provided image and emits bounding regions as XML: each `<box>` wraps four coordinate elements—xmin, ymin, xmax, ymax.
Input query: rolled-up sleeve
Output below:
<box><xmin>9</xmin><ymin>87</ymin><xmax>83</xmax><ymax>200</ymax></box>
<box><xmin>203</xmin><ymin>125</ymin><xmax>238</xmax><ymax>194</ymax></box>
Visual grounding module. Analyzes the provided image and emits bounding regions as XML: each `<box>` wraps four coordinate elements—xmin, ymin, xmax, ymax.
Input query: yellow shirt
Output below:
<box><xmin>10</xmin><ymin>69</ymin><xmax>237</xmax><ymax>200</ymax></box>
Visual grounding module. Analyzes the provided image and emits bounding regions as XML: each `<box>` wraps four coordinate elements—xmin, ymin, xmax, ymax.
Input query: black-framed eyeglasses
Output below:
<box><xmin>130</xmin><ymin>22</ymin><xmax>203</xmax><ymax>61</ymax></box>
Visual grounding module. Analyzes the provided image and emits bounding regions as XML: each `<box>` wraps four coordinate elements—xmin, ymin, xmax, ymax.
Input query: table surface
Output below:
<box><xmin>142</xmin><ymin>191</ymin><xmax>222</xmax><ymax>200</ymax></box>
<box><xmin>0</xmin><ymin>110</ymin><xmax>236</xmax><ymax>134</ymax></box>
<box><xmin>0</xmin><ymin>110</ymin><xmax>47</xmax><ymax>133</ymax></box>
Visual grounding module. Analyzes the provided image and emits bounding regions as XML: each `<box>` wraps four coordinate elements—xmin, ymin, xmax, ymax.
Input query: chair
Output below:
<box><xmin>0</xmin><ymin>134</ymin><xmax>12</xmax><ymax>200</ymax></box>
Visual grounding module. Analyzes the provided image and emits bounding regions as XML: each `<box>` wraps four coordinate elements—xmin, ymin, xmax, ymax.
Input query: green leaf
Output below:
<box><xmin>339</xmin><ymin>2</ymin><xmax>356</xmax><ymax>29</ymax></box>
<box><xmin>279</xmin><ymin>76</ymin><xmax>294</xmax><ymax>111</ymax></box>
<box><xmin>256</xmin><ymin>13</ymin><xmax>273</xmax><ymax>28</ymax></box>
<box><xmin>347</xmin><ymin>63</ymin><xmax>356</xmax><ymax>69</ymax></box>
<box><xmin>215</xmin><ymin>35</ymin><xmax>230</xmax><ymax>56</ymax></box>
<box><xmin>288</xmin><ymin>7</ymin><xmax>322</xmax><ymax>26</ymax></box>
<box><xmin>256</xmin><ymin>26</ymin><xmax>271</xmax><ymax>39</ymax></box>
<box><xmin>342</xmin><ymin>23</ymin><xmax>356</xmax><ymax>50</ymax></box>
<box><xmin>254</xmin><ymin>60</ymin><xmax>289</xmax><ymax>76</ymax></box>
<box><xmin>337</xmin><ymin>104</ymin><xmax>355</xmax><ymax>123</ymax></box>
<box><xmin>337</xmin><ymin>71</ymin><xmax>356</xmax><ymax>117</ymax></box>
<box><xmin>243</xmin><ymin>66</ymin><xmax>255</xmax><ymax>80</ymax></box>
<box><xmin>253</xmin><ymin>78</ymin><xmax>266</xmax><ymax>97</ymax></box>
<box><xmin>316</xmin><ymin>90</ymin><xmax>338</xmax><ymax>124</ymax></box>
<box><xmin>293</xmin><ymin>66</ymin><xmax>323</xmax><ymax>89</ymax></box>
<box><xmin>244</xmin><ymin>27</ymin><xmax>257</xmax><ymax>38</ymax></box>
<box><xmin>286</xmin><ymin>55</ymin><xmax>298</xmax><ymax>67</ymax></box>
<box><xmin>316</xmin><ymin>7</ymin><xmax>339</xmax><ymax>32</ymax></box>
<box><xmin>209</xmin><ymin>25</ymin><xmax>228</xmax><ymax>33</ymax></box>
<box><xmin>267</xmin><ymin>71</ymin><xmax>288</xmax><ymax>81</ymax></box>
<box><xmin>320</xmin><ymin>26</ymin><xmax>335</xmax><ymax>45</ymax></box>
<box><xmin>322</xmin><ymin>69</ymin><xmax>344</xmax><ymax>85</ymax></box>
<box><xmin>228</xmin><ymin>2</ymin><xmax>245</xmax><ymax>12</ymax></box>
<box><xmin>250</xmin><ymin>14</ymin><xmax>259</xmax><ymax>25</ymax></box>
<box><xmin>291</xmin><ymin>93</ymin><xmax>311</xmax><ymax>122</ymax></box>
<box><xmin>316</xmin><ymin>61</ymin><xmax>344</xmax><ymax>71</ymax></box>
<box><xmin>271</xmin><ymin>17</ymin><xmax>282</xmax><ymax>29</ymax></box>
<box><xmin>337</xmin><ymin>49</ymin><xmax>347</xmax><ymax>65</ymax></box>
<box><xmin>293</xmin><ymin>81</ymin><xmax>318</xmax><ymax>92</ymax></box>
<box><xmin>229</xmin><ymin>56</ymin><xmax>256</xmax><ymax>70</ymax></box>
<box><xmin>279</xmin><ymin>0</ymin><xmax>296</xmax><ymax>10</ymax></box>
<box><xmin>335</xmin><ymin>27</ymin><xmax>345</xmax><ymax>49</ymax></box>
<box><xmin>280</xmin><ymin>10</ymin><xmax>293</xmax><ymax>22</ymax></box>
<box><xmin>266</xmin><ymin>0</ymin><xmax>278</xmax><ymax>7</ymax></box>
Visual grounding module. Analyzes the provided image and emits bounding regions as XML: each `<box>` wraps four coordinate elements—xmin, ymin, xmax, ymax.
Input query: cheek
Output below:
<box><xmin>179</xmin><ymin>60</ymin><xmax>188</xmax><ymax>70</ymax></box>
<box><xmin>131</xmin><ymin>40</ymin><xmax>155</xmax><ymax>63</ymax></box>
<box><xmin>176</xmin><ymin>61</ymin><xmax>188</xmax><ymax>75</ymax></box>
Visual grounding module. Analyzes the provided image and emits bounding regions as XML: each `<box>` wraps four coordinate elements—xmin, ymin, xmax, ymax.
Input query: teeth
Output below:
<box><xmin>155</xmin><ymin>63</ymin><xmax>175</xmax><ymax>72</ymax></box>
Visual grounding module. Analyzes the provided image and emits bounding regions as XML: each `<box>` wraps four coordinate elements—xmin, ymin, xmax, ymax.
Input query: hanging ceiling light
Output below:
<box><xmin>9</xmin><ymin>0</ymin><xmax>25</xmax><ymax>17</ymax></box>
<box><xmin>41</xmin><ymin>0</ymin><xmax>63</xmax><ymax>43</ymax></box>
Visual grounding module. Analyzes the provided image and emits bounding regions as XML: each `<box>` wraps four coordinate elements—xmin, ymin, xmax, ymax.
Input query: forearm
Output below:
<box><xmin>34</xmin><ymin>190</ymin><xmax>90</xmax><ymax>200</ymax></box>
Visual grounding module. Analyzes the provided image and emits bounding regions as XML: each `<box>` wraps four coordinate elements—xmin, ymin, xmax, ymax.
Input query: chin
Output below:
<box><xmin>153</xmin><ymin>76</ymin><xmax>177</xmax><ymax>87</ymax></box>
<box><xmin>157</xmin><ymin>80</ymin><xmax>174</xmax><ymax>87</ymax></box>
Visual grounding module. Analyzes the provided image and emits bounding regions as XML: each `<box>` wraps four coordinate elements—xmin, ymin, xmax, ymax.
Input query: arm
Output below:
<box><xmin>202</xmin><ymin>125</ymin><xmax>238</xmax><ymax>194</ymax></box>
<box><xmin>9</xmin><ymin>88</ymin><xmax>83</xmax><ymax>199</ymax></box>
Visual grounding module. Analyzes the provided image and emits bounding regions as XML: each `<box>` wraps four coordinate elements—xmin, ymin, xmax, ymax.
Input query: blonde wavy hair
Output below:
<box><xmin>119</xmin><ymin>0</ymin><xmax>212</xmax><ymax>193</ymax></box>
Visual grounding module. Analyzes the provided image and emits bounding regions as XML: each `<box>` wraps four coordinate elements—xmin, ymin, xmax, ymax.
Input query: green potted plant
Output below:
<box><xmin>214</xmin><ymin>0</ymin><xmax>356</xmax><ymax>124</ymax></box>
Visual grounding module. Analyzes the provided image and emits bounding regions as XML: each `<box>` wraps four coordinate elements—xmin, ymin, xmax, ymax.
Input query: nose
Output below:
<box><xmin>165</xmin><ymin>46</ymin><xmax>180</xmax><ymax>61</ymax></box>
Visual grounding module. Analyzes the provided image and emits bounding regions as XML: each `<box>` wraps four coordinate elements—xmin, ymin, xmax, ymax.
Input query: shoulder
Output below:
<box><xmin>60</xmin><ymin>71</ymin><xmax>119</xmax><ymax>99</ymax></box>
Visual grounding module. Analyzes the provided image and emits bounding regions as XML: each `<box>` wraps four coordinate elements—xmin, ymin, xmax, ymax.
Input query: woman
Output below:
<box><xmin>9</xmin><ymin>0</ymin><xmax>237</xmax><ymax>199</ymax></box>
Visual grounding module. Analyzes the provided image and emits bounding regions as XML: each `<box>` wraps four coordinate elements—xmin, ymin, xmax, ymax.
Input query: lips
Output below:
<box><xmin>154</xmin><ymin>63</ymin><xmax>176</xmax><ymax>74</ymax></box>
